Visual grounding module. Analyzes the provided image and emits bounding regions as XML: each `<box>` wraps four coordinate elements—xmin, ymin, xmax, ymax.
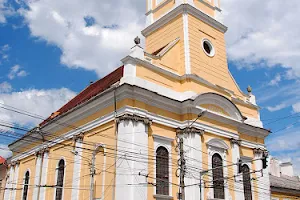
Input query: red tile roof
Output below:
<box><xmin>0</xmin><ymin>156</ymin><xmax>6</xmax><ymax>165</ymax></box>
<box><xmin>40</xmin><ymin>66</ymin><xmax>124</xmax><ymax>126</ymax></box>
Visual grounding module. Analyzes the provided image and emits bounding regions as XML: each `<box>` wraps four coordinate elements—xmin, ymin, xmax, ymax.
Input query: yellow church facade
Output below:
<box><xmin>4</xmin><ymin>1</ymin><xmax>271</xmax><ymax>200</ymax></box>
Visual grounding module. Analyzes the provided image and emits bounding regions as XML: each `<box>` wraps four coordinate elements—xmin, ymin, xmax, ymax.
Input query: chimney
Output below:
<box><xmin>280</xmin><ymin>162</ymin><xmax>294</xmax><ymax>177</ymax></box>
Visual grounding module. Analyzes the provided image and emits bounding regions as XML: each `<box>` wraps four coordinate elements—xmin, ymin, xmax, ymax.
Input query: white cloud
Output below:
<box><xmin>0</xmin><ymin>88</ymin><xmax>76</xmax><ymax>127</ymax></box>
<box><xmin>266</xmin><ymin>103</ymin><xmax>287</xmax><ymax>112</ymax></box>
<box><xmin>8</xmin><ymin>65</ymin><xmax>28</xmax><ymax>79</ymax></box>
<box><xmin>19</xmin><ymin>0</ymin><xmax>145</xmax><ymax>77</ymax></box>
<box><xmin>222</xmin><ymin>0</ymin><xmax>300</xmax><ymax>79</ymax></box>
<box><xmin>0</xmin><ymin>144</ymin><xmax>12</xmax><ymax>158</ymax></box>
<box><xmin>0</xmin><ymin>81</ymin><xmax>12</xmax><ymax>93</ymax></box>
<box><xmin>0</xmin><ymin>0</ymin><xmax>14</xmax><ymax>24</ymax></box>
<box><xmin>268</xmin><ymin>74</ymin><xmax>281</xmax><ymax>86</ymax></box>
<box><xmin>292</xmin><ymin>102</ymin><xmax>300</xmax><ymax>113</ymax></box>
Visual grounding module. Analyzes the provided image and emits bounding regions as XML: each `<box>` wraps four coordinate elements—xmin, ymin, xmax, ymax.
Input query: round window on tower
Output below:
<box><xmin>202</xmin><ymin>39</ymin><xmax>215</xmax><ymax>57</ymax></box>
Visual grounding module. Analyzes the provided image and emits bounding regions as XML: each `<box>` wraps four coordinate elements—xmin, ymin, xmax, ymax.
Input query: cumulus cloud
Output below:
<box><xmin>8</xmin><ymin>65</ymin><xmax>28</xmax><ymax>79</ymax></box>
<box><xmin>268</xmin><ymin>74</ymin><xmax>281</xmax><ymax>86</ymax></box>
<box><xmin>222</xmin><ymin>0</ymin><xmax>300</xmax><ymax>79</ymax></box>
<box><xmin>0</xmin><ymin>88</ymin><xmax>76</xmax><ymax>127</ymax></box>
<box><xmin>19</xmin><ymin>0</ymin><xmax>145</xmax><ymax>77</ymax></box>
<box><xmin>266</xmin><ymin>103</ymin><xmax>287</xmax><ymax>112</ymax></box>
<box><xmin>0</xmin><ymin>81</ymin><xmax>12</xmax><ymax>93</ymax></box>
<box><xmin>0</xmin><ymin>144</ymin><xmax>12</xmax><ymax>158</ymax></box>
<box><xmin>292</xmin><ymin>102</ymin><xmax>300</xmax><ymax>113</ymax></box>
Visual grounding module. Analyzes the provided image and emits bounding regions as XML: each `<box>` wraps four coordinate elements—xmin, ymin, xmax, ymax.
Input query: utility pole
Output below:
<box><xmin>179</xmin><ymin>138</ymin><xmax>186</xmax><ymax>200</ymax></box>
<box><xmin>90</xmin><ymin>145</ymin><xmax>102</xmax><ymax>200</ymax></box>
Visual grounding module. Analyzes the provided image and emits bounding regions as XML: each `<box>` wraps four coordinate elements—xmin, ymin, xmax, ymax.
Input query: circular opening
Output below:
<box><xmin>202</xmin><ymin>39</ymin><xmax>215</xmax><ymax>57</ymax></box>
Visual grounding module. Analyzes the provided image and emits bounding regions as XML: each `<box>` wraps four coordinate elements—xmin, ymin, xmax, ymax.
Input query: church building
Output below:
<box><xmin>4</xmin><ymin>0</ymin><xmax>271</xmax><ymax>200</ymax></box>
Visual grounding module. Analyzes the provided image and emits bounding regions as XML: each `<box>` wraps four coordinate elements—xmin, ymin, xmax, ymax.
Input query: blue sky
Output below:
<box><xmin>0</xmin><ymin>0</ymin><xmax>299</xmax><ymax>175</ymax></box>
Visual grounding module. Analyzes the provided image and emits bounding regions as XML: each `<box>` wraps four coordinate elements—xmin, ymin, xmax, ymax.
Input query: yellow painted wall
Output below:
<box><xmin>271</xmin><ymin>192</ymin><xmax>300</xmax><ymax>200</ymax></box>
<box><xmin>153</xmin><ymin>0</ymin><xmax>175</xmax><ymax>20</ymax></box>
<box><xmin>145</xmin><ymin>15</ymin><xmax>186</xmax><ymax>75</ymax></box>
<box><xmin>193</xmin><ymin>0</ymin><xmax>215</xmax><ymax>17</ymax></box>
<box><xmin>15</xmin><ymin>155</ymin><xmax>36</xmax><ymax>200</ymax></box>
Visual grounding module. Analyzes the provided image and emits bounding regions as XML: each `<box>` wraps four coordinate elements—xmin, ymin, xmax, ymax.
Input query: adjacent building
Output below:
<box><xmin>4</xmin><ymin>1</ymin><xmax>272</xmax><ymax>200</ymax></box>
<box><xmin>0</xmin><ymin>156</ymin><xmax>8</xmax><ymax>200</ymax></box>
<box><xmin>270</xmin><ymin>158</ymin><xmax>300</xmax><ymax>200</ymax></box>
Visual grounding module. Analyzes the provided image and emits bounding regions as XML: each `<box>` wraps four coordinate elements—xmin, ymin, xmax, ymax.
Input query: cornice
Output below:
<box><xmin>142</xmin><ymin>4</ymin><xmax>227</xmax><ymax>37</ymax></box>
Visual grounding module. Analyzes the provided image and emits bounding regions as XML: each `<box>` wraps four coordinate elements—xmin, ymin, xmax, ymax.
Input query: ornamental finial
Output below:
<box><xmin>134</xmin><ymin>36</ymin><xmax>140</xmax><ymax>45</ymax></box>
<box><xmin>247</xmin><ymin>85</ymin><xmax>252</xmax><ymax>93</ymax></box>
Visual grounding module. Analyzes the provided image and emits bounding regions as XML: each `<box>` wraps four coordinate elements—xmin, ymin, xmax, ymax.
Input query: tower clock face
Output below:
<box><xmin>202</xmin><ymin>38</ymin><xmax>215</xmax><ymax>57</ymax></box>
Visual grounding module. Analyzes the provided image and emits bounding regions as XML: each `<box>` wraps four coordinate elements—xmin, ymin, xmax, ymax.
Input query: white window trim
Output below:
<box><xmin>206</xmin><ymin>138</ymin><xmax>230</xmax><ymax>200</ymax></box>
<box><xmin>53</xmin><ymin>157</ymin><xmax>67</xmax><ymax>200</ymax></box>
<box><xmin>202</xmin><ymin>38</ymin><xmax>216</xmax><ymax>57</ymax></box>
<box><xmin>153</xmin><ymin>134</ymin><xmax>173</xmax><ymax>197</ymax></box>
<box><xmin>21</xmin><ymin>169</ymin><xmax>31</xmax><ymax>200</ymax></box>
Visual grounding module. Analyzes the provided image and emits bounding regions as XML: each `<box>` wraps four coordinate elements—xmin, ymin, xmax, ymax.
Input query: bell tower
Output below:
<box><xmin>142</xmin><ymin>0</ymin><xmax>240</xmax><ymax>92</ymax></box>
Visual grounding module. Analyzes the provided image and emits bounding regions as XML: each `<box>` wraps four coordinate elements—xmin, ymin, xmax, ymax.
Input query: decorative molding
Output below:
<box><xmin>176</xmin><ymin>127</ymin><xmax>204</xmax><ymax>135</ymax></box>
<box><xmin>116</xmin><ymin>113</ymin><xmax>152</xmax><ymax>125</ymax></box>
<box><xmin>230</xmin><ymin>138</ymin><xmax>241</xmax><ymax>146</ymax></box>
<box><xmin>72</xmin><ymin>133</ymin><xmax>84</xmax><ymax>142</ymax></box>
<box><xmin>142</xmin><ymin>4</ymin><xmax>227</xmax><ymax>37</ymax></box>
<box><xmin>206</xmin><ymin>138</ymin><xmax>229</xmax><ymax>151</ymax></box>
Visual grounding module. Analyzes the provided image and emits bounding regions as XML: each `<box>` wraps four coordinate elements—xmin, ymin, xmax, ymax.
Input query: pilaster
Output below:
<box><xmin>230</xmin><ymin>138</ymin><xmax>244</xmax><ymax>200</ymax></box>
<box><xmin>177</xmin><ymin>127</ymin><xmax>203</xmax><ymax>200</ymax></box>
<box><xmin>253</xmin><ymin>148</ymin><xmax>270</xmax><ymax>200</ymax></box>
<box><xmin>115</xmin><ymin>114</ymin><xmax>151</xmax><ymax>200</ymax></box>
<box><xmin>39</xmin><ymin>148</ymin><xmax>50</xmax><ymax>200</ymax></box>
<box><xmin>71</xmin><ymin>133</ymin><xmax>84</xmax><ymax>200</ymax></box>
<box><xmin>33</xmin><ymin>150</ymin><xmax>43</xmax><ymax>200</ymax></box>
<box><xmin>11</xmin><ymin>161</ymin><xmax>20</xmax><ymax>200</ymax></box>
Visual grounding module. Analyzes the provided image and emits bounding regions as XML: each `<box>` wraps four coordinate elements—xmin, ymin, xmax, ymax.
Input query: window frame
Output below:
<box><xmin>54</xmin><ymin>159</ymin><xmax>66</xmax><ymax>200</ymax></box>
<box><xmin>153</xmin><ymin>134</ymin><xmax>173</xmax><ymax>197</ymax></box>
<box><xmin>242</xmin><ymin>164</ymin><xmax>253</xmax><ymax>200</ymax></box>
<box><xmin>212</xmin><ymin>153</ymin><xmax>225</xmax><ymax>199</ymax></box>
<box><xmin>22</xmin><ymin>170</ymin><xmax>30</xmax><ymax>200</ymax></box>
<box><xmin>156</xmin><ymin>146</ymin><xmax>170</xmax><ymax>195</ymax></box>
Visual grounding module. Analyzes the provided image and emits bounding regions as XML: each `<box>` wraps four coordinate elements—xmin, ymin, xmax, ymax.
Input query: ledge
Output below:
<box><xmin>153</xmin><ymin>194</ymin><xmax>174</xmax><ymax>200</ymax></box>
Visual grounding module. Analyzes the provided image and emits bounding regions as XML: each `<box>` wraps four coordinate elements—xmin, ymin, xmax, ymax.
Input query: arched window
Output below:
<box><xmin>156</xmin><ymin>146</ymin><xmax>169</xmax><ymax>195</ymax></box>
<box><xmin>55</xmin><ymin>159</ymin><xmax>65</xmax><ymax>200</ymax></box>
<box><xmin>212</xmin><ymin>154</ymin><xmax>225</xmax><ymax>199</ymax></box>
<box><xmin>242</xmin><ymin>165</ymin><xmax>252</xmax><ymax>200</ymax></box>
<box><xmin>22</xmin><ymin>171</ymin><xmax>30</xmax><ymax>200</ymax></box>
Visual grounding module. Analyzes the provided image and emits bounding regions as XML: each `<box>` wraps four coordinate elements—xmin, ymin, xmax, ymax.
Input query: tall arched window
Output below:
<box><xmin>242</xmin><ymin>165</ymin><xmax>252</xmax><ymax>200</ymax></box>
<box><xmin>156</xmin><ymin>146</ymin><xmax>169</xmax><ymax>195</ymax></box>
<box><xmin>22</xmin><ymin>171</ymin><xmax>30</xmax><ymax>200</ymax></box>
<box><xmin>212</xmin><ymin>154</ymin><xmax>225</xmax><ymax>199</ymax></box>
<box><xmin>55</xmin><ymin>159</ymin><xmax>65</xmax><ymax>200</ymax></box>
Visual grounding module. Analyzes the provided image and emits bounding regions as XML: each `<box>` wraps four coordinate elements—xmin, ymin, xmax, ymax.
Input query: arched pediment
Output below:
<box><xmin>194</xmin><ymin>93</ymin><xmax>243</xmax><ymax>121</ymax></box>
<box><xmin>206</xmin><ymin>138</ymin><xmax>229</xmax><ymax>150</ymax></box>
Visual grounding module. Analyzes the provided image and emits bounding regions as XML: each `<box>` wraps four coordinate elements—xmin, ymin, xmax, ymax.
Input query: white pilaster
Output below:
<box><xmin>115</xmin><ymin>116</ymin><xmax>149</xmax><ymax>200</ymax></box>
<box><xmin>182</xmin><ymin>12</ymin><xmax>191</xmax><ymax>74</ymax></box>
<box><xmin>183</xmin><ymin>130</ymin><xmax>202</xmax><ymax>200</ymax></box>
<box><xmin>40</xmin><ymin>151</ymin><xmax>49</xmax><ymax>200</ymax></box>
<box><xmin>254</xmin><ymin>150</ymin><xmax>270</xmax><ymax>200</ymax></box>
<box><xmin>71</xmin><ymin>138</ymin><xmax>83</xmax><ymax>200</ymax></box>
<box><xmin>231</xmin><ymin>140</ymin><xmax>244</xmax><ymax>200</ymax></box>
<box><xmin>33</xmin><ymin>154</ymin><xmax>42</xmax><ymax>200</ymax></box>
<box><xmin>11</xmin><ymin>163</ymin><xmax>19</xmax><ymax>200</ymax></box>
<box><xmin>4</xmin><ymin>166</ymin><xmax>14</xmax><ymax>200</ymax></box>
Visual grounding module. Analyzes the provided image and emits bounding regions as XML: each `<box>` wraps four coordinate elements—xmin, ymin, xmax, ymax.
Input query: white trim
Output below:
<box><xmin>183</xmin><ymin>12</ymin><xmax>191</xmax><ymax>74</ymax></box>
<box><xmin>206</xmin><ymin>138</ymin><xmax>229</xmax><ymax>150</ymax></box>
<box><xmin>153</xmin><ymin>134</ymin><xmax>174</xmax><ymax>142</ymax></box>
<box><xmin>33</xmin><ymin>154</ymin><xmax>42</xmax><ymax>200</ymax></box>
<box><xmin>201</xmin><ymin>38</ymin><xmax>215</xmax><ymax>57</ymax></box>
<box><xmin>11</xmin><ymin>164</ymin><xmax>19</xmax><ymax>200</ymax></box>
<box><xmin>142</xmin><ymin>4</ymin><xmax>227</xmax><ymax>37</ymax></box>
<box><xmin>153</xmin><ymin>135</ymin><xmax>173</xmax><ymax>196</ymax></box>
<box><xmin>101</xmin><ymin>148</ymin><xmax>107</xmax><ymax>199</ymax></box>
<box><xmin>11</xmin><ymin>104</ymin><xmax>266</xmax><ymax>163</ymax></box>
<box><xmin>53</xmin><ymin>157</ymin><xmax>67</xmax><ymax>200</ymax></box>
<box><xmin>21</xmin><ymin>169</ymin><xmax>31</xmax><ymax>200</ymax></box>
<box><xmin>206</xmin><ymin>148</ymin><xmax>229</xmax><ymax>200</ymax></box>
<box><xmin>71</xmin><ymin>140</ymin><xmax>83</xmax><ymax>200</ymax></box>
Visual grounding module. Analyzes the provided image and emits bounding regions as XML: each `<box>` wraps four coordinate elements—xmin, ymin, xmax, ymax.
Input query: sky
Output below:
<box><xmin>0</xmin><ymin>0</ymin><xmax>299</xmax><ymax>175</ymax></box>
